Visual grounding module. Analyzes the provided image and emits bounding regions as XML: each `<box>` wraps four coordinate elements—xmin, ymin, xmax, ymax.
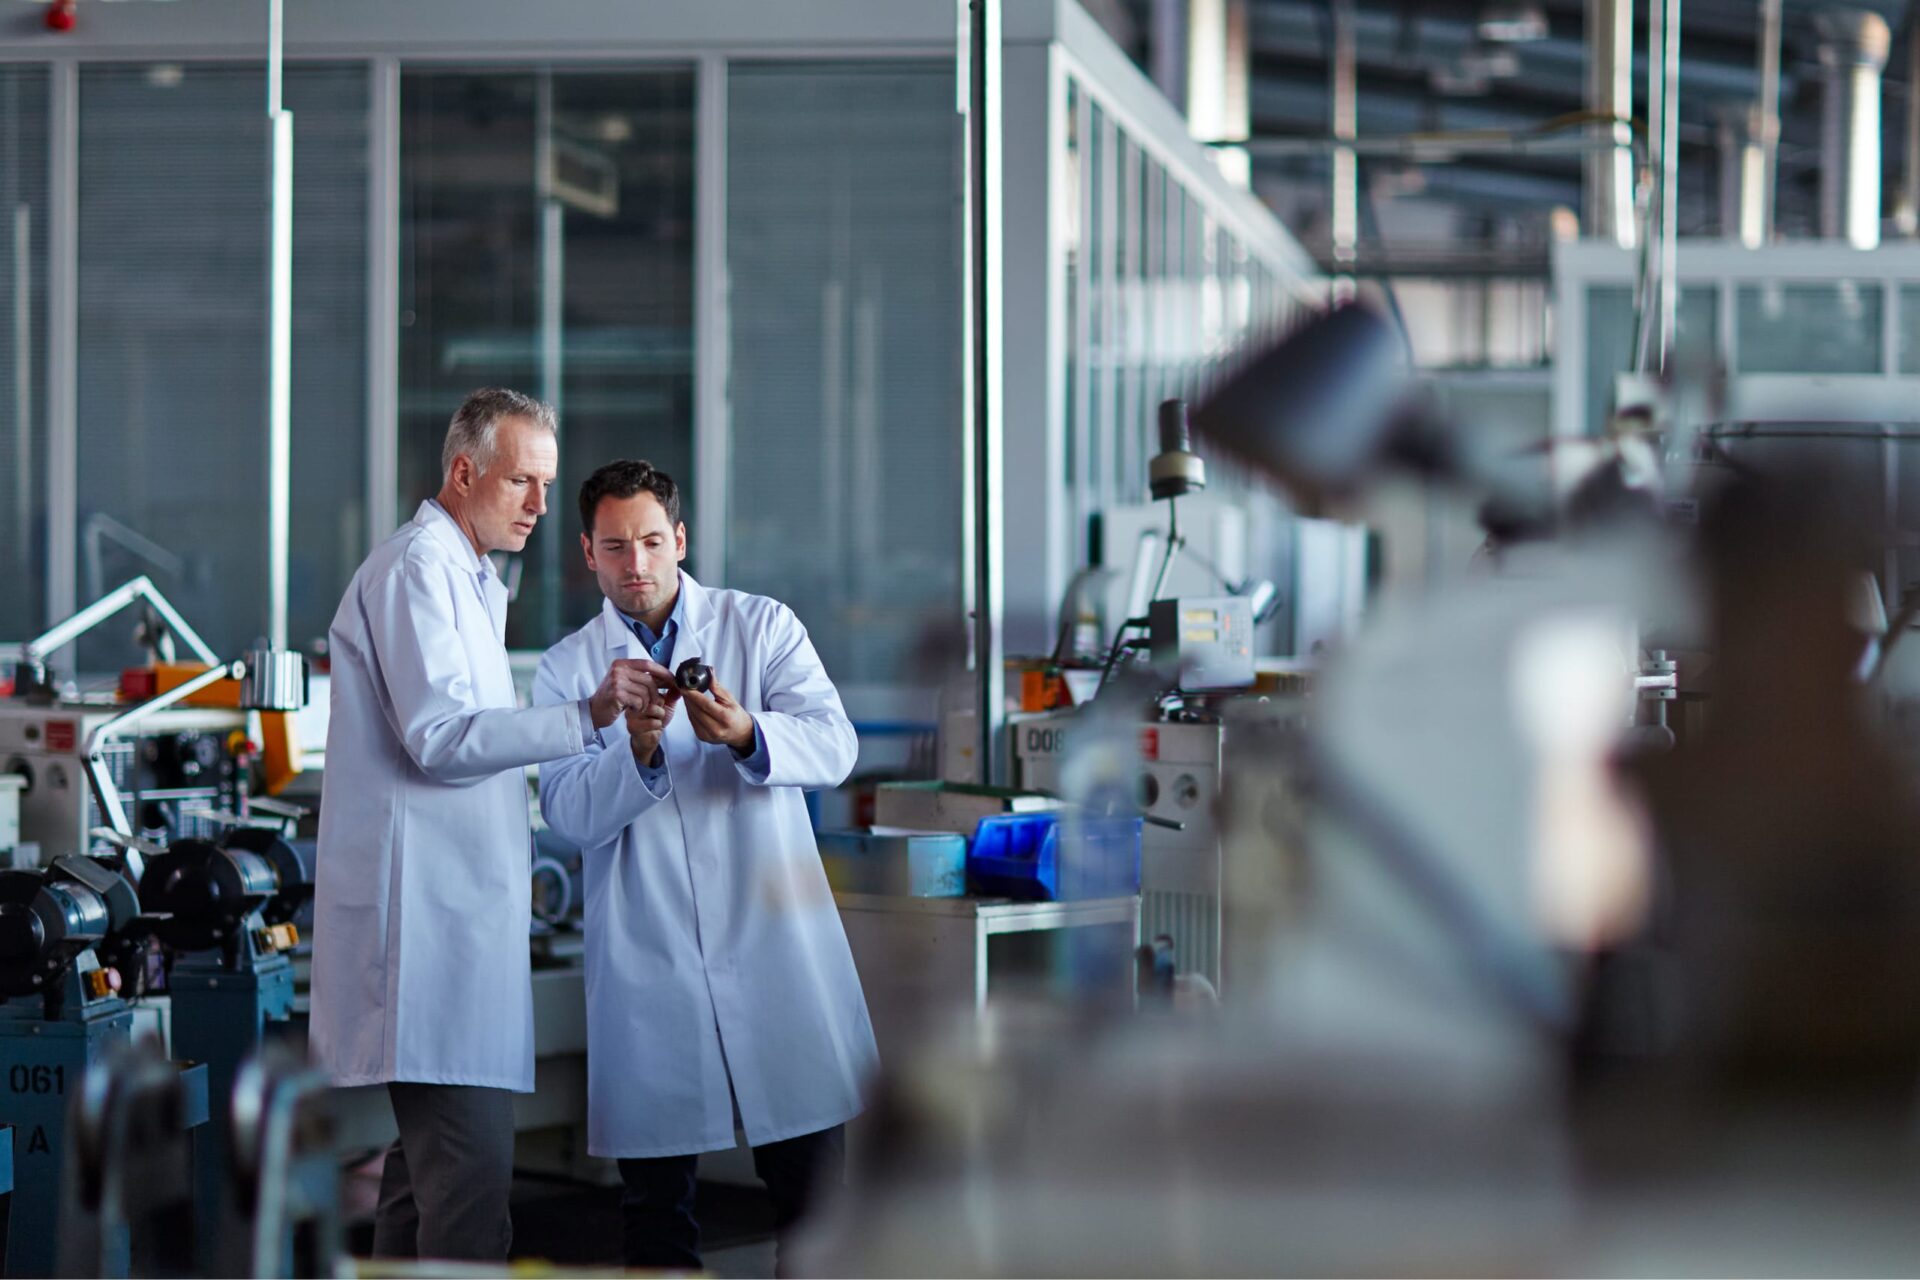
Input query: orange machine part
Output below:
<box><xmin>148</xmin><ymin>663</ymin><xmax>243</xmax><ymax>708</ymax></box>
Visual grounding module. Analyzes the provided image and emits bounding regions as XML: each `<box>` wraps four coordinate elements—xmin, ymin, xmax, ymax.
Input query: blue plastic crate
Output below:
<box><xmin>966</xmin><ymin>813</ymin><xmax>1141</xmax><ymax>902</ymax></box>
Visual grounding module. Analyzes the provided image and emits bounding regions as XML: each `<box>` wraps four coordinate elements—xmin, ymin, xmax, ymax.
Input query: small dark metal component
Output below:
<box><xmin>11</xmin><ymin>659</ymin><xmax>54</xmax><ymax>702</ymax></box>
<box><xmin>675</xmin><ymin>659</ymin><xmax>713</xmax><ymax>694</ymax></box>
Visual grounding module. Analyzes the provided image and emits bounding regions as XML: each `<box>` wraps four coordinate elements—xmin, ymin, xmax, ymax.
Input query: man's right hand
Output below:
<box><xmin>589</xmin><ymin>659</ymin><xmax>661</xmax><ymax>730</ymax></box>
<box><xmin>625</xmin><ymin>697</ymin><xmax>675</xmax><ymax>769</ymax></box>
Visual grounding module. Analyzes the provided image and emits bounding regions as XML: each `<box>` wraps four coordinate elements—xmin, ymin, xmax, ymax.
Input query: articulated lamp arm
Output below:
<box><xmin>19</xmin><ymin>576</ymin><xmax>219</xmax><ymax>669</ymax></box>
<box><xmin>81</xmin><ymin>661</ymin><xmax>247</xmax><ymax>838</ymax></box>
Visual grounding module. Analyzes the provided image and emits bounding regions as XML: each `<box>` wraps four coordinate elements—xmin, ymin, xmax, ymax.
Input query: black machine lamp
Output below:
<box><xmin>1191</xmin><ymin>300</ymin><xmax>1488</xmax><ymax>514</ymax></box>
<box><xmin>1142</xmin><ymin>399</ymin><xmax>1283</xmax><ymax>625</ymax></box>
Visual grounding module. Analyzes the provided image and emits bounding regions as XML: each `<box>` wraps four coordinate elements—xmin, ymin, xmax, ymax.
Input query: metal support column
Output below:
<box><xmin>693</xmin><ymin>55</ymin><xmax>731</xmax><ymax>586</ymax></box>
<box><xmin>534</xmin><ymin>70</ymin><xmax>564</xmax><ymax>636</ymax></box>
<box><xmin>963</xmin><ymin>0</ymin><xmax>1004</xmax><ymax>785</ymax></box>
<box><xmin>1644</xmin><ymin>0</ymin><xmax>1680</xmax><ymax>371</ymax></box>
<box><xmin>1904</xmin><ymin>5</ymin><xmax>1920</xmax><ymax>235</ymax></box>
<box><xmin>46</xmin><ymin>61</ymin><xmax>76</xmax><ymax>633</ymax></box>
<box><xmin>10</xmin><ymin>65</ymin><xmax>31</xmax><ymax>583</ymax></box>
<box><xmin>1754</xmin><ymin>0</ymin><xmax>1782</xmax><ymax>244</ymax></box>
<box><xmin>266</xmin><ymin>0</ymin><xmax>293</xmax><ymax>651</ymax></box>
<box><xmin>1329</xmin><ymin>0</ymin><xmax>1358</xmax><ymax>289</ymax></box>
<box><xmin>1584</xmin><ymin>0</ymin><xmax>1636</xmax><ymax>248</ymax></box>
<box><xmin>1817</xmin><ymin>7</ymin><xmax>1890</xmax><ymax>250</ymax></box>
<box><xmin>365</xmin><ymin>57</ymin><xmax>400</xmax><ymax>547</ymax></box>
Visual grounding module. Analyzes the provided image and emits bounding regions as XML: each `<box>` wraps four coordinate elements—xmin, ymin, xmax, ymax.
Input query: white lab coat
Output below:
<box><xmin>534</xmin><ymin>575</ymin><xmax>877</xmax><ymax>1157</ymax></box>
<box><xmin>309</xmin><ymin>501</ymin><xmax>586</xmax><ymax>1091</ymax></box>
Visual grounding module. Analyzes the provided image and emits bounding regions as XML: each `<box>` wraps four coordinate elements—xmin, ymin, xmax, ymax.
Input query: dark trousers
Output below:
<box><xmin>371</xmin><ymin>1082</ymin><xmax>518</xmax><ymax>1262</ymax></box>
<box><xmin>617</xmin><ymin>1125</ymin><xmax>846</xmax><ymax>1274</ymax></box>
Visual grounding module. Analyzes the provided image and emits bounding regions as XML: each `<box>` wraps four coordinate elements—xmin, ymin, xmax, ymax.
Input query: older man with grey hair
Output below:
<box><xmin>310</xmin><ymin>388</ymin><xmax>659</xmax><ymax>1261</ymax></box>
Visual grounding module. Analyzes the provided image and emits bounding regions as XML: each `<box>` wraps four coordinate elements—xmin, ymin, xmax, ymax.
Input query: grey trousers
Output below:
<box><xmin>371</xmin><ymin>1082</ymin><xmax>517</xmax><ymax>1262</ymax></box>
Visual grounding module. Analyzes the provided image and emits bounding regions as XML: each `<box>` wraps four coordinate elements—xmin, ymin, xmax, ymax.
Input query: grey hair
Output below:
<box><xmin>441</xmin><ymin>387</ymin><xmax>557</xmax><ymax>480</ymax></box>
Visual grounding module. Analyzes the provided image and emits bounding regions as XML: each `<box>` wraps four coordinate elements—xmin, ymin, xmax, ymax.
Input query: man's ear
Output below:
<box><xmin>675</xmin><ymin>522</ymin><xmax>689</xmax><ymax>563</ymax></box>
<box><xmin>449</xmin><ymin>454</ymin><xmax>473</xmax><ymax>494</ymax></box>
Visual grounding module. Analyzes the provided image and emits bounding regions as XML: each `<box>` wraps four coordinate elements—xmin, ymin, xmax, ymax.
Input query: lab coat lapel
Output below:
<box><xmin>483</xmin><ymin>570</ymin><xmax>510</xmax><ymax>644</ymax></box>
<box><xmin>676</xmin><ymin>573</ymin><xmax>718</xmax><ymax>666</ymax></box>
<box><xmin>598</xmin><ymin>597</ymin><xmax>646</xmax><ymax>663</ymax></box>
<box><xmin>664</xmin><ymin>577</ymin><xmax>713</xmax><ymax>765</ymax></box>
<box><xmin>413</xmin><ymin>501</ymin><xmax>508</xmax><ymax>642</ymax></box>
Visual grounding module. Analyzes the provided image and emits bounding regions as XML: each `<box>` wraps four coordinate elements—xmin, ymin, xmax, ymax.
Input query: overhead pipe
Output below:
<box><xmin>1242</xmin><ymin>129</ymin><xmax>1632</xmax><ymax>161</ymax></box>
<box><xmin>1816</xmin><ymin>7</ymin><xmax>1890</xmax><ymax>250</ymax></box>
<box><xmin>1251</xmin><ymin>0</ymin><xmax>1780</xmax><ymax>100</ymax></box>
<box><xmin>1583</xmin><ymin>0</ymin><xmax>1636</xmax><ymax>248</ymax></box>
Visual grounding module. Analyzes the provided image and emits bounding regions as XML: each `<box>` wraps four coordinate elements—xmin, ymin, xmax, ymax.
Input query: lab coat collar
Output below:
<box><xmin>414</xmin><ymin>500</ymin><xmax>489</xmax><ymax>577</ymax></box>
<box><xmin>598</xmin><ymin>571</ymin><xmax>716</xmax><ymax>661</ymax></box>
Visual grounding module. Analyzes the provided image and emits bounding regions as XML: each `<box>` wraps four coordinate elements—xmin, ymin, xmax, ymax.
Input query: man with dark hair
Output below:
<box><xmin>577</xmin><ymin>457</ymin><xmax>681</xmax><ymax>534</ymax></box>
<box><xmin>533</xmin><ymin>459</ymin><xmax>877</xmax><ymax>1273</ymax></box>
<box><xmin>311</xmin><ymin>393</ymin><xmax>659</xmax><ymax>1262</ymax></box>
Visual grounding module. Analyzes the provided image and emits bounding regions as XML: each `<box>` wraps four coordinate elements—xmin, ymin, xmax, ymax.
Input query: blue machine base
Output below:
<box><xmin>0</xmin><ymin>1001</ymin><xmax>134</xmax><ymax>1278</ymax></box>
<box><xmin>168</xmin><ymin>953</ymin><xmax>296</xmax><ymax>1273</ymax></box>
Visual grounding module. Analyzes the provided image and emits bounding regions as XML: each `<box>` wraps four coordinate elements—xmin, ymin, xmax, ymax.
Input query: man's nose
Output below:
<box><xmin>529</xmin><ymin>486</ymin><xmax>548</xmax><ymax>516</ymax></box>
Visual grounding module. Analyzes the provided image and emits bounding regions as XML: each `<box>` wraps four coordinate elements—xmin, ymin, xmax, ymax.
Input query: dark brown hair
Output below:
<box><xmin>579</xmin><ymin>459</ymin><xmax>682</xmax><ymax>535</ymax></box>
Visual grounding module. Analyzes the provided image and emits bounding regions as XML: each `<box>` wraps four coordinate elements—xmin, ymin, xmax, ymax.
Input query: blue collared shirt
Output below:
<box><xmin>620</xmin><ymin>577</ymin><xmax>767</xmax><ymax>787</ymax></box>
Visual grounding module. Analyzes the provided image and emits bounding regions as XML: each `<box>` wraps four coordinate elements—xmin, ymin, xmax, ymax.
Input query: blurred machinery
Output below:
<box><xmin>0</xmin><ymin>776</ymin><xmax>22</xmax><ymax>864</ymax></box>
<box><xmin>0</xmin><ymin>697</ymin><xmax>247</xmax><ymax>868</ymax></box>
<box><xmin>224</xmin><ymin>1046</ymin><xmax>341</xmax><ymax>1278</ymax></box>
<box><xmin>1008</xmin><ymin>398</ymin><xmax>1290</xmax><ymax>990</ymax></box>
<box><xmin>58</xmin><ymin>1035</ymin><xmax>207</xmax><ymax>1278</ymax></box>
<box><xmin>0</xmin><ymin>854</ymin><xmax>157</xmax><ymax>1276</ymax></box>
<box><xmin>48</xmin><ymin>1036</ymin><xmax>337</xmax><ymax>1280</ymax></box>
<box><xmin>0</xmin><ymin>580</ymin><xmax>309</xmax><ymax>1274</ymax></box>
<box><xmin>1016</xmin><ymin>715</ymin><xmax>1227</xmax><ymax>986</ymax></box>
<box><xmin>1120</xmin><ymin>402</ymin><xmax>1283</xmax><ymax>652</ymax></box>
<box><xmin>137</xmin><ymin>823</ymin><xmax>310</xmax><ymax>1255</ymax></box>
<box><xmin>3</xmin><ymin>577</ymin><xmax>310</xmax><ymax>868</ymax></box>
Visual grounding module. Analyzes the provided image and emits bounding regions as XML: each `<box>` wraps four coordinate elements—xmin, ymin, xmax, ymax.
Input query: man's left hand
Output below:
<box><xmin>682</xmin><ymin>677</ymin><xmax>757</xmax><ymax>754</ymax></box>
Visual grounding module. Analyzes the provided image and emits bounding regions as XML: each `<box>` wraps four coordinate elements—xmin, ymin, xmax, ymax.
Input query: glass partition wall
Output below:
<box><xmin>399</xmin><ymin>67</ymin><xmax>696</xmax><ymax>651</ymax></box>
<box><xmin>1555</xmin><ymin>243</ymin><xmax>1920</xmax><ymax>439</ymax></box>
<box><xmin>726</xmin><ymin>61</ymin><xmax>962</xmax><ymax>689</ymax></box>
<box><xmin>0</xmin><ymin>51</ymin><xmax>956</xmax><ymax>702</ymax></box>
<box><xmin>0</xmin><ymin>4</ymin><xmax>1317</xmax><ymax>713</ymax></box>
<box><xmin>76</xmin><ymin>62</ymin><xmax>367</xmax><ymax>668</ymax></box>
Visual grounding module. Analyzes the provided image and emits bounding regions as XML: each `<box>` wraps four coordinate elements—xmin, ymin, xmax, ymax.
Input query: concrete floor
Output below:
<box><xmin>706</xmin><ymin>1238</ymin><xmax>779</xmax><ymax>1278</ymax></box>
<box><xmin>344</xmin><ymin>1160</ymin><xmax>783</xmax><ymax>1275</ymax></box>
